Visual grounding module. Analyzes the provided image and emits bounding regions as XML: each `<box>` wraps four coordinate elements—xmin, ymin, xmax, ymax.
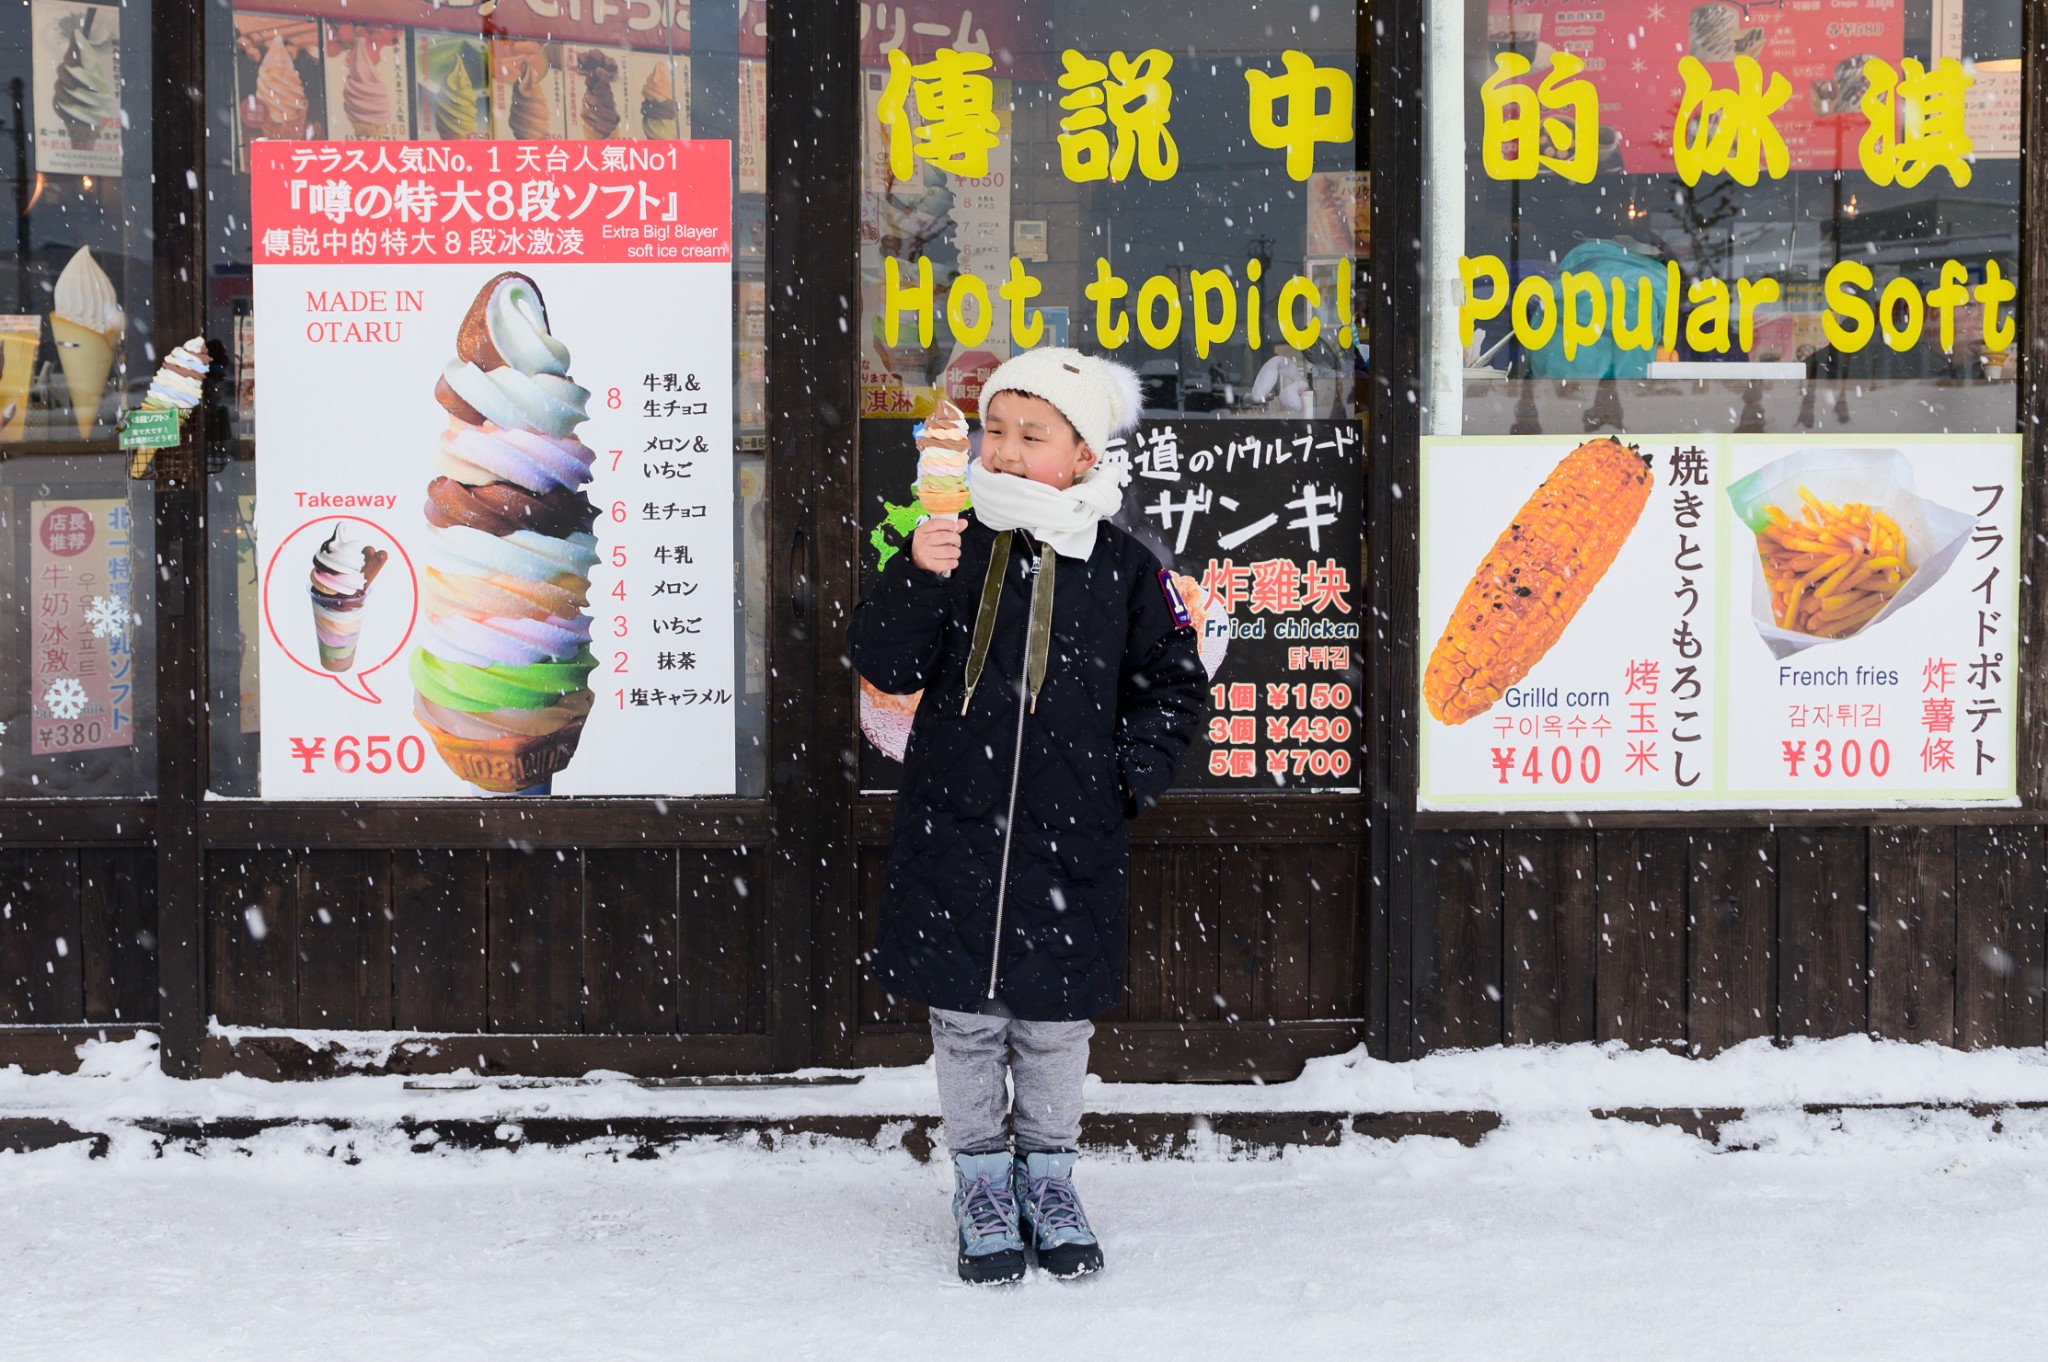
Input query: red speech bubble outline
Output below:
<box><xmin>263</xmin><ymin>515</ymin><xmax>420</xmax><ymax>704</ymax></box>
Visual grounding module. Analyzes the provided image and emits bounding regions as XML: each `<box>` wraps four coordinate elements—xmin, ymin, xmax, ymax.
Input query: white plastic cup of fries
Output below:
<box><xmin>1727</xmin><ymin>448</ymin><xmax>1976</xmax><ymax>661</ymax></box>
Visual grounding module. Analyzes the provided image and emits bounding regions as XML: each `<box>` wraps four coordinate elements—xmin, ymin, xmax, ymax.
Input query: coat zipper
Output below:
<box><xmin>986</xmin><ymin>546</ymin><xmax>1035</xmax><ymax>1001</ymax></box>
<box><xmin>986</xmin><ymin>670</ymin><xmax>1030</xmax><ymax>1000</ymax></box>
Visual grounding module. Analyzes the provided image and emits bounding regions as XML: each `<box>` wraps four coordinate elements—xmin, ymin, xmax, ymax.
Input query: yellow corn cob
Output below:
<box><xmin>1425</xmin><ymin>437</ymin><xmax>1653</xmax><ymax>725</ymax></box>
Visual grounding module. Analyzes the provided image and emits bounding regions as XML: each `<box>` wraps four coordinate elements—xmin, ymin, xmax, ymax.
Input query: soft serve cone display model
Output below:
<box><xmin>309</xmin><ymin>524</ymin><xmax>389</xmax><ymax>672</ymax></box>
<box><xmin>127</xmin><ymin>336</ymin><xmax>209</xmax><ymax>474</ymax></box>
<box><xmin>49</xmin><ymin>246</ymin><xmax>122</xmax><ymax>439</ymax></box>
<box><xmin>412</xmin><ymin>272</ymin><xmax>599</xmax><ymax>795</ymax></box>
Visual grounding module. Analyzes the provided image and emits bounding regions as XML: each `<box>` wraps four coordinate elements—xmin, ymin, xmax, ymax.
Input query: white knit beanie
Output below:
<box><xmin>979</xmin><ymin>347</ymin><xmax>1144</xmax><ymax>454</ymax></box>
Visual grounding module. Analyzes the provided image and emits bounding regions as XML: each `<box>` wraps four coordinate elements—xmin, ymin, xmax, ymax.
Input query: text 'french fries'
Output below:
<box><xmin>1426</xmin><ymin>437</ymin><xmax>1653</xmax><ymax>726</ymax></box>
<box><xmin>1756</xmin><ymin>489</ymin><xmax>1913</xmax><ymax>640</ymax></box>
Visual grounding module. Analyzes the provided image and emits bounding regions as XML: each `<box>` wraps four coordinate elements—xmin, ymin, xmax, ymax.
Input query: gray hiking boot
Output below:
<box><xmin>1013</xmin><ymin>1150</ymin><xmax>1104</xmax><ymax>1279</ymax></box>
<box><xmin>952</xmin><ymin>1151</ymin><xmax>1026</xmax><ymax>1283</ymax></box>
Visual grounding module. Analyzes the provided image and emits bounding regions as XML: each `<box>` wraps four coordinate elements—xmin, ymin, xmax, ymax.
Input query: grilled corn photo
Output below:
<box><xmin>1425</xmin><ymin>437</ymin><xmax>1654</xmax><ymax>725</ymax></box>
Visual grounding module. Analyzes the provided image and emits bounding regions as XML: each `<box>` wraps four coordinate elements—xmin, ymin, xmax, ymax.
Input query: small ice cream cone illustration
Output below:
<box><xmin>49</xmin><ymin>246</ymin><xmax>123</xmax><ymax>439</ymax></box>
<box><xmin>413</xmin><ymin>272</ymin><xmax>599</xmax><ymax>796</ymax></box>
<box><xmin>309</xmin><ymin>523</ymin><xmax>389</xmax><ymax>672</ymax></box>
<box><xmin>53</xmin><ymin>9</ymin><xmax>118</xmax><ymax>150</ymax></box>
<box><xmin>127</xmin><ymin>336</ymin><xmax>210</xmax><ymax>475</ymax></box>
<box><xmin>0</xmin><ymin>317</ymin><xmax>39</xmax><ymax>441</ymax></box>
<box><xmin>639</xmin><ymin>61</ymin><xmax>678</xmax><ymax>139</ymax></box>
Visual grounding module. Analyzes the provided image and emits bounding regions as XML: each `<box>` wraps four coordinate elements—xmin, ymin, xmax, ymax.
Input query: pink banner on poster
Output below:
<box><xmin>29</xmin><ymin>498</ymin><xmax>136</xmax><ymax>756</ymax></box>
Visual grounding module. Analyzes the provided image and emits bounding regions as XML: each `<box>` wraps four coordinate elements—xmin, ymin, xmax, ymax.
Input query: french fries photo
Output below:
<box><xmin>1755</xmin><ymin>489</ymin><xmax>1912</xmax><ymax>641</ymax></box>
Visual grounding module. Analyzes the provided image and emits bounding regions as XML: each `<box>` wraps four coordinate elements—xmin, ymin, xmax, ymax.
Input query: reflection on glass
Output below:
<box><xmin>1427</xmin><ymin>0</ymin><xmax>2022</xmax><ymax>438</ymax></box>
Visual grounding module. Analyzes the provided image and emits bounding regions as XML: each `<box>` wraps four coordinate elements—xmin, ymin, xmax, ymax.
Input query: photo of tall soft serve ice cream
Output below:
<box><xmin>413</xmin><ymin>272</ymin><xmax>600</xmax><ymax>794</ymax></box>
<box><xmin>342</xmin><ymin>35</ymin><xmax>395</xmax><ymax>137</ymax></box>
<box><xmin>309</xmin><ymin>523</ymin><xmax>388</xmax><ymax>673</ymax></box>
<box><xmin>49</xmin><ymin>245</ymin><xmax>123</xmax><ymax>439</ymax></box>
<box><xmin>247</xmin><ymin>34</ymin><xmax>309</xmax><ymax>137</ymax></box>
<box><xmin>639</xmin><ymin>62</ymin><xmax>678</xmax><ymax>139</ymax></box>
<box><xmin>53</xmin><ymin>10</ymin><xmax>118</xmax><ymax>149</ymax></box>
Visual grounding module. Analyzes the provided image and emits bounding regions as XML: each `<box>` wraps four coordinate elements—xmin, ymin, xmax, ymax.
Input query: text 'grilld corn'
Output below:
<box><xmin>1425</xmin><ymin>437</ymin><xmax>1654</xmax><ymax>726</ymax></box>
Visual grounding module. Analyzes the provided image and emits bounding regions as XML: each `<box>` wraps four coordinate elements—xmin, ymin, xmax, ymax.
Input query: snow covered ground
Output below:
<box><xmin>5</xmin><ymin>1045</ymin><xmax>2048</xmax><ymax>1360</ymax></box>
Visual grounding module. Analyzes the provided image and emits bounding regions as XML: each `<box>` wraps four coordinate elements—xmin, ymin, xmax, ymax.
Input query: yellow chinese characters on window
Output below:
<box><xmin>876</xmin><ymin>47</ymin><xmax>1001</xmax><ymax>180</ymax></box>
<box><xmin>1672</xmin><ymin>55</ymin><xmax>1789</xmax><ymax>187</ymax></box>
<box><xmin>1058</xmin><ymin>49</ymin><xmax>1178</xmax><ymax>183</ymax></box>
<box><xmin>1479</xmin><ymin>52</ymin><xmax>1598</xmax><ymax>183</ymax></box>
<box><xmin>1246</xmin><ymin>51</ymin><xmax>1354</xmax><ymax>181</ymax></box>
<box><xmin>1859</xmin><ymin>57</ymin><xmax>1976</xmax><ymax>189</ymax></box>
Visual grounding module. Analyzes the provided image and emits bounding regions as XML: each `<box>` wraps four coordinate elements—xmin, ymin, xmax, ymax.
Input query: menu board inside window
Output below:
<box><xmin>1417</xmin><ymin>0</ymin><xmax>2024</xmax><ymax>811</ymax></box>
<box><xmin>204</xmin><ymin>0</ymin><xmax>772</xmax><ymax>798</ymax></box>
<box><xmin>852</xmin><ymin>2</ymin><xmax>1368</xmax><ymax>793</ymax></box>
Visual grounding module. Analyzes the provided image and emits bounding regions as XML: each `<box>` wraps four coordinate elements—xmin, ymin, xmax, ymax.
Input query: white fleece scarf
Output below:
<box><xmin>965</xmin><ymin>446</ymin><xmax>1130</xmax><ymax>560</ymax></box>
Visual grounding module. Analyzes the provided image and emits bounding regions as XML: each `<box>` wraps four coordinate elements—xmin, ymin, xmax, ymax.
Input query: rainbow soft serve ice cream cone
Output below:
<box><xmin>310</xmin><ymin>523</ymin><xmax>388</xmax><ymax>671</ymax></box>
<box><xmin>49</xmin><ymin>246</ymin><xmax>122</xmax><ymax>439</ymax></box>
<box><xmin>915</xmin><ymin>398</ymin><xmax>971</xmax><ymax>515</ymax></box>
<box><xmin>413</xmin><ymin>272</ymin><xmax>599</xmax><ymax>795</ymax></box>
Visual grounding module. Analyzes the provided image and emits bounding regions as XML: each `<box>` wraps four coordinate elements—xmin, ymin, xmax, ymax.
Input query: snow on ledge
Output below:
<box><xmin>2</xmin><ymin>1030</ymin><xmax>2046</xmax><ymax>1129</ymax></box>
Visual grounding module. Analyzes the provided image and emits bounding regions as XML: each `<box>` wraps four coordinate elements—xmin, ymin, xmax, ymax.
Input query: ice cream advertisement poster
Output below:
<box><xmin>233</xmin><ymin>13</ymin><xmax>326</xmax><ymax>172</ymax></box>
<box><xmin>1417</xmin><ymin>433</ymin><xmax>2021</xmax><ymax>811</ymax></box>
<box><xmin>323</xmin><ymin>22</ymin><xmax>409</xmax><ymax>141</ymax></box>
<box><xmin>28</xmin><ymin>498</ymin><xmax>137</xmax><ymax>756</ymax></box>
<box><xmin>31</xmin><ymin>0</ymin><xmax>121</xmax><ymax>177</ymax></box>
<box><xmin>249</xmin><ymin>139</ymin><xmax>735</xmax><ymax>798</ymax></box>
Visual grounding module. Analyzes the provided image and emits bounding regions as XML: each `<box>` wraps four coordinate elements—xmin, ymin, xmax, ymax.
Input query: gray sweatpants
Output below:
<box><xmin>929</xmin><ymin>1008</ymin><xmax>1094</xmax><ymax>1156</ymax></box>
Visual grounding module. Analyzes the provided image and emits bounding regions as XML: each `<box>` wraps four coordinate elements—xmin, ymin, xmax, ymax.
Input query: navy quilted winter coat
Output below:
<box><xmin>849</xmin><ymin>517</ymin><xmax>1206</xmax><ymax>1022</ymax></box>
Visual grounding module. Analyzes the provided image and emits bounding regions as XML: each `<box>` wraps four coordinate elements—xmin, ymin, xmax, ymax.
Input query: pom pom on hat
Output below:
<box><xmin>979</xmin><ymin>347</ymin><xmax>1144</xmax><ymax>455</ymax></box>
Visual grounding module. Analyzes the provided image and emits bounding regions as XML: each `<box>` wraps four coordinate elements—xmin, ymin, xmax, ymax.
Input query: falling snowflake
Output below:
<box><xmin>43</xmin><ymin>677</ymin><xmax>88</xmax><ymax>720</ymax></box>
<box><xmin>84</xmin><ymin>594</ymin><xmax>131</xmax><ymax>640</ymax></box>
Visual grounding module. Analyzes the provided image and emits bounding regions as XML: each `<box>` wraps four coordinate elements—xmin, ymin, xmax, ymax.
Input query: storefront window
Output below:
<box><xmin>0</xmin><ymin>0</ymin><xmax>158</xmax><ymax>797</ymax></box>
<box><xmin>854</xmin><ymin>2</ymin><xmax>1368</xmax><ymax>793</ymax></box>
<box><xmin>1415</xmin><ymin>0</ymin><xmax>2024</xmax><ymax>813</ymax></box>
<box><xmin>201</xmin><ymin>0</ymin><xmax>768</xmax><ymax>798</ymax></box>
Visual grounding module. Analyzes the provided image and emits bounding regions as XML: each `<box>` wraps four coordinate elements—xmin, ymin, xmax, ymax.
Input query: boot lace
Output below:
<box><xmin>1021</xmin><ymin>1173</ymin><xmax>1088</xmax><ymax>1235</ymax></box>
<box><xmin>959</xmin><ymin>1173</ymin><xmax>1019</xmax><ymax>1241</ymax></box>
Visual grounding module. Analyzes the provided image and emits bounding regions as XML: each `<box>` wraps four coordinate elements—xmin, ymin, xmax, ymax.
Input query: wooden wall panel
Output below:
<box><xmin>677</xmin><ymin>848</ymin><xmax>762</xmax><ymax>1034</ymax></box>
<box><xmin>1503</xmin><ymin>831</ymin><xmax>1595</xmax><ymax>1045</ymax></box>
<box><xmin>391</xmin><ymin>849</ymin><xmax>489</xmax><ymax>1032</ymax></box>
<box><xmin>1301</xmin><ymin>843</ymin><xmax>1362</xmax><ymax>1020</ymax></box>
<box><xmin>486</xmin><ymin>850</ymin><xmax>584</xmax><ymax>1033</ymax></box>
<box><xmin>1867</xmin><ymin>828</ymin><xmax>1957</xmax><ymax>1044</ymax></box>
<box><xmin>0</xmin><ymin>849</ymin><xmax>83</xmax><ymax>1023</ymax></box>
<box><xmin>1595</xmin><ymin>831</ymin><xmax>1688</xmax><ymax>1049</ymax></box>
<box><xmin>1777</xmin><ymin>830</ymin><xmax>1869</xmax><ymax>1038</ymax></box>
<box><xmin>1688</xmin><ymin>830</ymin><xmax>1775</xmax><ymax>1055</ymax></box>
<box><xmin>585</xmin><ymin>850</ymin><xmax>680</xmax><ymax>1034</ymax></box>
<box><xmin>1411</xmin><ymin>831</ymin><xmax>1503</xmax><ymax>1051</ymax></box>
<box><xmin>1956</xmin><ymin>826</ymin><xmax>2048</xmax><ymax>1049</ymax></box>
<box><xmin>294</xmin><ymin>851</ymin><xmax>392</xmax><ymax>1030</ymax></box>
<box><xmin>77</xmin><ymin>849</ymin><xmax>158</xmax><ymax>1024</ymax></box>
<box><xmin>206</xmin><ymin>850</ymin><xmax>298</xmax><ymax>1028</ymax></box>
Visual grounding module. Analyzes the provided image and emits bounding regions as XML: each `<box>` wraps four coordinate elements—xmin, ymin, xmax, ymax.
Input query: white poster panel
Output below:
<box><xmin>1419</xmin><ymin>433</ymin><xmax>2019</xmax><ymax>810</ymax></box>
<box><xmin>250</xmin><ymin>140</ymin><xmax>735</xmax><ymax>798</ymax></box>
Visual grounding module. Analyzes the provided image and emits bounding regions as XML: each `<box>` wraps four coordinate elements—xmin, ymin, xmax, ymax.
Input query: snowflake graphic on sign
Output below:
<box><xmin>84</xmin><ymin>594</ymin><xmax>130</xmax><ymax>640</ymax></box>
<box><xmin>43</xmin><ymin>677</ymin><xmax>88</xmax><ymax>720</ymax></box>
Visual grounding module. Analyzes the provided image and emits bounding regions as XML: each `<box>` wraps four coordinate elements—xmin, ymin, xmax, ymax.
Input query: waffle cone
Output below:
<box><xmin>420</xmin><ymin>714</ymin><xmax>587</xmax><ymax>794</ymax></box>
<box><xmin>50</xmin><ymin>315</ymin><xmax>116</xmax><ymax>439</ymax></box>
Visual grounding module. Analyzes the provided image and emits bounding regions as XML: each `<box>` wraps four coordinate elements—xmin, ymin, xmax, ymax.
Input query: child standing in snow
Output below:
<box><xmin>849</xmin><ymin>349</ymin><xmax>1206</xmax><ymax>1283</ymax></box>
